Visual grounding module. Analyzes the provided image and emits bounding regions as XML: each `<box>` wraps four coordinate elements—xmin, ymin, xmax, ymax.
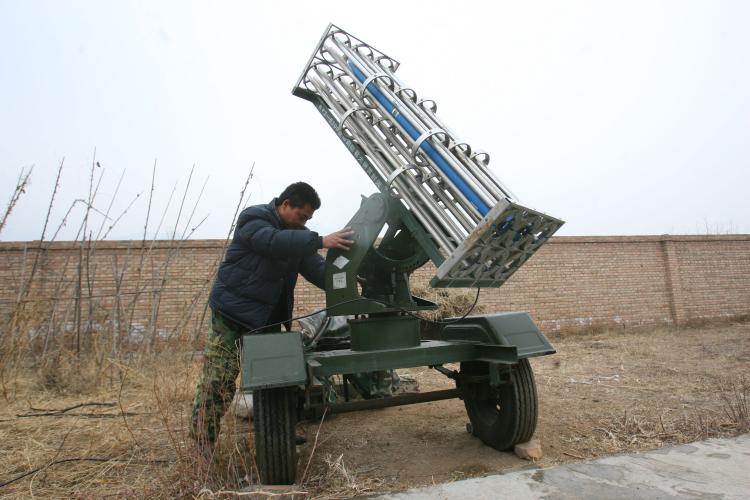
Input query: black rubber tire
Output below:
<box><xmin>253</xmin><ymin>387</ymin><xmax>298</xmax><ymax>484</ymax></box>
<box><xmin>460</xmin><ymin>358</ymin><xmax>538</xmax><ymax>451</ymax></box>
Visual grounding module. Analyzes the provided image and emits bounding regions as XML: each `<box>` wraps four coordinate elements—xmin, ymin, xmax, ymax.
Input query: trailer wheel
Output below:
<box><xmin>460</xmin><ymin>358</ymin><xmax>538</xmax><ymax>451</ymax></box>
<box><xmin>253</xmin><ymin>387</ymin><xmax>298</xmax><ymax>484</ymax></box>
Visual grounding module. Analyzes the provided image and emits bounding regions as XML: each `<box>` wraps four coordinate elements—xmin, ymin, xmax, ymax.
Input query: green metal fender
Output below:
<box><xmin>240</xmin><ymin>332</ymin><xmax>307</xmax><ymax>391</ymax></box>
<box><xmin>438</xmin><ymin>312</ymin><xmax>555</xmax><ymax>359</ymax></box>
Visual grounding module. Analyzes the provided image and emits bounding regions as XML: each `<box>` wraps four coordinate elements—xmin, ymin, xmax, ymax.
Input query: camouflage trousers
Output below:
<box><xmin>348</xmin><ymin>370</ymin><xmax>400</xmax><ymax>399</ymax></box>
<box><xmin>190</xmin><ymin>311</ymin><xmax>277</xmax><ymax>445</ymax></box>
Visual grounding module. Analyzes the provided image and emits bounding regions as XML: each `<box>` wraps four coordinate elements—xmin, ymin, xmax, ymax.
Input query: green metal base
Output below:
<box><xmin>306</xmin><ymin>340</ymin><xmax>518</xmax><ymax>379</ymax></box>
<box><xmin>350</xmin><ymin>316</ymin><xmax>420</xmax><ymax>351</ymax></box>
<box><xmin>241</xmin><ymin>313</ymin><xmax>556</xmax><ymax>398</ymax></box>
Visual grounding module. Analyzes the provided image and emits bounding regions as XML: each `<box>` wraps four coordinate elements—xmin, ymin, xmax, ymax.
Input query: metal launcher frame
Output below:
<box><xmin>292</xmin><ymin>24</ymin><xmax>563</xmax><ymax>288</ymax></box>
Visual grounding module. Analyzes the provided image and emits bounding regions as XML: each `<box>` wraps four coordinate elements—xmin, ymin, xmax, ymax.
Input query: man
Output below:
<box><xmin>190</xmin><ymin>181</ymin><xmax>353</xmax><ymax>448</ymax></box>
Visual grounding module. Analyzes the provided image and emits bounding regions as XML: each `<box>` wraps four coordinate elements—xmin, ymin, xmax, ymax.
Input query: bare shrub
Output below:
<box><xmin>718</xmin><ymin>375</ymin><xmax>749</xmax><ymax>433</ymax></box>
<box><xmin>0</xmin><ymin>158</ymin><xmax>257</xmax><ymax>496</ymax></box>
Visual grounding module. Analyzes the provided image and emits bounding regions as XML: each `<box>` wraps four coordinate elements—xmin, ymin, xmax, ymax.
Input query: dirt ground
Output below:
<box><xmin>1</xmin><ymin>321</ymin><xmax>748</xmax><ymax>498</ymax></box>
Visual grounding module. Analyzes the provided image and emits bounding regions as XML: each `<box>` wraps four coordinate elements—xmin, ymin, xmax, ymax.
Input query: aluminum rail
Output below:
<box><xmin>324</xmin><ymin>63</ymin><xmax>477</xmax><ymax>241</ymax></box>
<box><xmin>337</xmin><ymin>41</ymin><xmax>493</xmax><ymax>213</ymax></box>
<box><xmin>319</xmin><ymin>40</ymin><xmax>481</xmax><ymax>234</ymax></box>
<box><xmin>341</xmin><ymin>40</ymin><xmax>502</xmax><ymax>208</ymax></box>
<box><xmin>307</xmin><ymin>62</ymin><xmax>470</xmax><ymax>244</ymax></box>
<box><xmin>293</xmin><ymin>24</ymin><xmax>564</xmax><ymax>288</ymax></box>
<box><xmin>306</xmin><ymin>68</ymin><xmax>460</xmax><ymax>250</ymax></box>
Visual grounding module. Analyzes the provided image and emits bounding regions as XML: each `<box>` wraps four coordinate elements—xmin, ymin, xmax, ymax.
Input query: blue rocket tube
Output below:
<box><xmin>349</xmin><ymin>62</ymin><xmax>490</xmax><ymax>216</ymax></box>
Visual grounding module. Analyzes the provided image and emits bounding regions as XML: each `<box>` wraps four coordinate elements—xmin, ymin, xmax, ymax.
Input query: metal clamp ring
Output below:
<box><xmin>360</xmin><ymin>73</ymin><xmax>396</xmax><ymax>95</ymax></box>
<box><xmin>327</xmin><ymin>30</ymin><xmax>351</xmax><ymax>46</ymax></box>
<box><xmin>332</xmin><ymin>71</ymin><xmax>351</xmax><ymax>84</ymax></box>
<box><xmin>302</xmin><ymin>77</ymin><xmax>317</xmax><ymax>93</ymax></box>
<box><xmin>452</xmin><ymin>142</ymin><xmax>473</xmax><ymax>156</ymax></box>
<box><xmin>304</xmin><ymin>65</ymin><xmax>332</xmax><ymax>92</ymax></box>
<box><xmin>411</xmin><ymin>129</ymin><xmax>451</xmax><ymax>162</ymax></box>
<box><xmin>311</xmin><ymin>62</ymin><xmax>334</xmax><ymax>78</ymax></box>
<box><xmin>319</xmin><ymin>48</ymin><xmax>338</xmax><ymax>65</ymax></box>
<box><xmin>386</xmin><ymin>164</ymin><xmax>423</xmax><ymax>189</ymax></box>
<box><xmin>397</xmin><ymin>88</ymin><xmax>418</xmax><ymax>103</ymax></box>
<box><xmin>471</xmin><ymin>150</ymin><xmax>491</xmax><ymax>167</ymax></box>
<box><xmin>354</xmin><ymin>43</ymin><xmax>375</xmax><ymax>59</ymax></box>
<box><xmin>372</xmin><ymin>115</ymin><xmax>393</xmax><ymax>128</ymax></box>
<box><xmin>376</xmin><ymin>56</ymin><xmax>399</xmax><ymax>71</ymax></box>
<box><xmin>338</xmin><ymin>107</ymin><xmax>371</xmax><ymax>132</ymax></box>
<box><xmin>418</xmin><ymin>99</ymin><xmax>438</xmax><ymax>113</ymax></box>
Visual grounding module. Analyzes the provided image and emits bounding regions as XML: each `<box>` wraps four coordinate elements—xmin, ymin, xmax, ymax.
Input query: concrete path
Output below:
<box><xmin>376</xmin><ymin>434</ymin><xmax>750</xmax><ymax>499</ymax></box>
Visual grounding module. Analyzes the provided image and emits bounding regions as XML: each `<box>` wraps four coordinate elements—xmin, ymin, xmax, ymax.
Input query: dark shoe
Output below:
<box><xmin>295</xmin><ymin>435</ymin><xmax>307</xmax><ymax>445</ymax></box>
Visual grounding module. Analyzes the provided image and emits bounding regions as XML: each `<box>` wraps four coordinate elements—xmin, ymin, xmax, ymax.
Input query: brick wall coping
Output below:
<box><xmin>0</xmin><ymin>240</ymin><xmax>229</xmax><ymax>251</ymax></box>
<box><xmin>1</xmin><ymin>234</ymin><xmax>749</xmax><ymax>251</ymax></box>
<box><xmin>545</xmin><ymin>234</ymin><xmax>750</xmax><ymax>244</ymax></box>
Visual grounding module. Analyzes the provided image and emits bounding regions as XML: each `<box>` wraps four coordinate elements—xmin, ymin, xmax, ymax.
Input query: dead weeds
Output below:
<box><xmin>0</xmin><ymin>320</ymin><xmax>749</xmax><ymax>498</ymax></box>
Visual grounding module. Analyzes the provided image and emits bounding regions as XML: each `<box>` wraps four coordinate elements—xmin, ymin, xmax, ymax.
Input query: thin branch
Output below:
<box><xmin>100</xmin><ymin>192</ymin><xmax>142</xmax><ymax>240</ymax></box>
<box><xmin>193</xmin><ymin>162</ymin><xmax>254</xmax><ymax>344</ymax></box>
<box><xmin>0</xmin><ymin>166</ymin><xmax>33</xmax><ymax>235</ymax></box>
<box><xmin>94</xmin><ymin>165</ymin><xmax>125</xmax><ymax>241</ymax></box>
<box><xmin>143</xmin><ymin>160</ymin><xmax>157</xmax><ymax>242</ymax></box>
<box><xmin>0</xmin><ymin>457</ymin><xmax>172</xmax><ymax>488</ymax></box>
<box><xmin>16</xmin><ymin>411</ymin><xmax>141</xmax><ymax>419</ymax></box>
<box><xmin>178</xmin><ymin>174</ymin><xmax>209</xmax><ymax>241</ymax></box>
<box><xmin>48</xmin><ymin>199</ymin><xmax>83</xmax><ymax>243</ymax></box>
<box><xmin>147</xmin><ymin>165</ymin><xmax>204</xmax><ymax>350</ymax></box>
<box><xmin>39</xmin><ymin>157</ymin><xmax>65</xmax><ymax>242</ymax></box>
<box><xmin>150</xmin><ymin>181</ymin><xmax>177</xmax><ymax>244</ymax></box>
<box><xmin>301</xmin><ymin>406</ymin><xmax>328</xmax><ymax>484</ymax></box>
<box><xmin>125</xmin><ymin>160</ymin><xmax>157</xmax><ymax>343</ymax></box>
<box><xmin>25</xmin><ymin>401</ymin><xmax>116</xmax><ymax>414</ymax></box>
<box><xmin>15</xmin><ymin>158</ymin><xmax>64</xmax><ymax>301</ymax></box>
<box><xmin>170</xmin><ymin>164</ymin><xmax>195</xmax><ymax>241</ymax></box>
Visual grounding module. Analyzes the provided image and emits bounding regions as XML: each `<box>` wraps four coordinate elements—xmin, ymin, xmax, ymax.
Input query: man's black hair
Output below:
<box><xmin>276</xmin><ymin>182</ymin><xmax>321</xmax><ymax>210</ymax></box>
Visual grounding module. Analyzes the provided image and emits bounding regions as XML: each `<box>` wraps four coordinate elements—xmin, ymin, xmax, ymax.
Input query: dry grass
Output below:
<box><xmin>0</xmin><ymin>349</ymin><xmax>382</xmax><ymax>498</ymax></box>
<box><xmin>411</xmin><ymin>285</ymin><xmax>485</xmax><ymax>321</ymax></box>
<box><xmin>534</xmin><ymin>321</ymin><xmax>750</xmax><ymax>463</ymax></box>
<box><xmin>1</xmin><ymin>321</ymin><xmax>749</xmax><ymax>498</ymax></box>
<box><xmin>0</xmin><ymin>351</ymin><xmax>252</xmax><ymax>498</ymax></box>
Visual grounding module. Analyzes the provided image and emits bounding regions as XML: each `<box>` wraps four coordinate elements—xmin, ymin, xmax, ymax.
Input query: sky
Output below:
<box><xmin>1</xmin><ymin>0</ymin><xmax>748</xmax><ymax>242</ymax></box>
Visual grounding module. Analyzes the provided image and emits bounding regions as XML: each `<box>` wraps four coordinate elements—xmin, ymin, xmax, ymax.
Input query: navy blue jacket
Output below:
<box><xmin>209</xmin><ymin>199</ymin><xmax>326</xmax><ymax>330</ymax></box>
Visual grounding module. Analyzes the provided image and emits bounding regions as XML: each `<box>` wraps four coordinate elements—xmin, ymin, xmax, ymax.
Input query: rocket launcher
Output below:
<box><xmin>293</xmin><ymin>24</ymin><xmax>563</xmax><ymax>288</ymax></box>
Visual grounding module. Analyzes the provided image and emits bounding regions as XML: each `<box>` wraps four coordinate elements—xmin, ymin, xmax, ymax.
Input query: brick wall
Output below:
<box><xmin>1</xmin><ymin>235</ymin><xmax>748</xmax><ymax>336</ymax></box>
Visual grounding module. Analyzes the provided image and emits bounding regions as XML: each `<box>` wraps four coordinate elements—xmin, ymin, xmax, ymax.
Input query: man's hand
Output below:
<box><xmin>322</xmin><ymin>227</ymin><xmax>354</xmax><ymax>250</ymax></box>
